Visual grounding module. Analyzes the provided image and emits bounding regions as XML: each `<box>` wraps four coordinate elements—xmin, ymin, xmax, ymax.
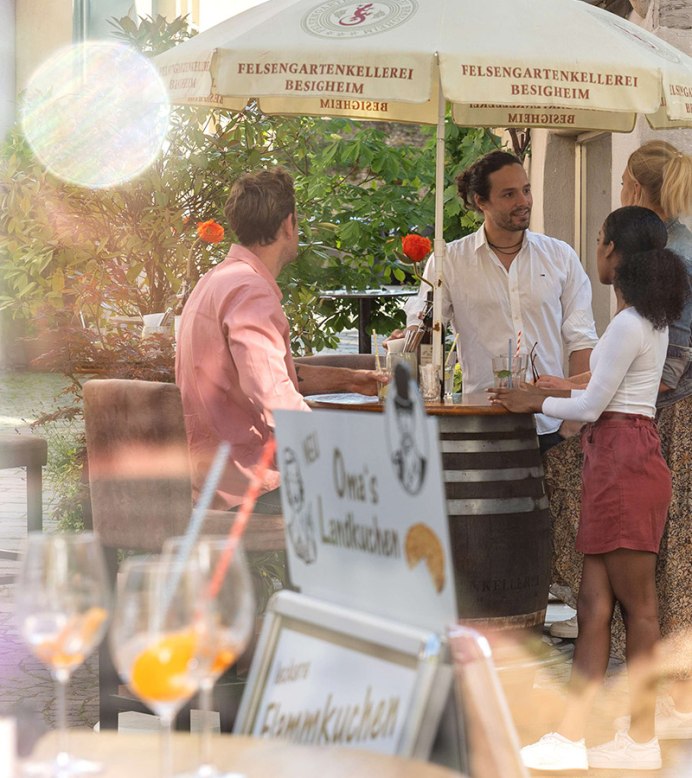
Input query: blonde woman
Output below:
<box><xmin>619</xmin><ymin>140</ymin><xmax>692</xmax><ymax>736</ymax></box>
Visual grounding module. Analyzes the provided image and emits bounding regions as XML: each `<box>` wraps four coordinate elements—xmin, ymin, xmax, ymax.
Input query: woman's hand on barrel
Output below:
<box><xmin>488</xmin><ymin>385</ymin><xmax>545</xmax><ymax>413</ymax></box>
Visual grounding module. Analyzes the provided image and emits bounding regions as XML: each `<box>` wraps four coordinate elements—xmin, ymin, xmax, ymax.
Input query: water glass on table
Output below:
<box><xmin>388</xmin><ymin>352</ymin><xmax>417</xmax><ymax>380</ymax></box>
<box><xmin>491</xmin><ymin>354</ymin><xmax>528</xmax><ymax>389</ymax></box>
<box><xmin>376</xmin><ymin>364</ymin><xmax>390</xmax><ymax>402</ymax></box>
<box><xmin>419</xmin><ymin>362</ymin><xmax>441</xmax><ymax>403</ymax></box>
<box><xmin>443</xmin><ymin>353</ymin><xmax>458</xmax><ymax>403</ymax></box>
<box><xmin>378</xmin><ymin>352</ymin><xmax>417</xmax><ymax>401</ymax></box>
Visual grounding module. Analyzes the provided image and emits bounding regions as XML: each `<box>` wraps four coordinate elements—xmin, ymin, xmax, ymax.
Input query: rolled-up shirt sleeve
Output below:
<box><xmin>560</xmin><ymin>250</ymin><xmax>599</xmax><ymax>355</ymax></box>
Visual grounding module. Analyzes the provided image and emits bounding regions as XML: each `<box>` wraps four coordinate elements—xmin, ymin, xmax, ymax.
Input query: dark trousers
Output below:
<box><xmin>250</xmin><ymin>486</ymin><xmax>283</xmax><ymax>515</ymax></box>
<box><xmin>538</xmin><ymin>431</ymin><xmax>565</xmax><ymax>455</ymax></box>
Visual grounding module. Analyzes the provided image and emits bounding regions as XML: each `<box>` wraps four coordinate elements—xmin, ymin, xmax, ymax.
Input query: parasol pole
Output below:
<box><xmin>432</xmin><ymin>62</ymin><xmax>447</xmax><ymax>380</ymax></box>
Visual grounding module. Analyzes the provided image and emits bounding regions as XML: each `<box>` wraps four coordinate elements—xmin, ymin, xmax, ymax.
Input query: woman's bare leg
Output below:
<box><xmin>603</xmin><ymin>548</ymin><xmax>660</xmax><ymax>742</ymax></box>
<box><xmin>558</xmin><ymin>554</ymin><xmax>615</xmax><ymax>740</ymax></box>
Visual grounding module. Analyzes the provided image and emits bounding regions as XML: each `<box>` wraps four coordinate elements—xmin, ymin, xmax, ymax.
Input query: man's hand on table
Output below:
<box><xmin>347</xmin><ymin>369</ymin><xmax>389</xmax><ymax>396</ymax></box>
<box><xmin>297</xmin><ymin>363</ymin><xmax>388</xmax><ymax>397</ymax></box>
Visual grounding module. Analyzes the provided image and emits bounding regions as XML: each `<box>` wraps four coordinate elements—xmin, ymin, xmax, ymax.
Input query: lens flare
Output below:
<box><xmin>21</xmin><ymin>42</ymin><xmax>170</xmax><ymax>189</ymax></box>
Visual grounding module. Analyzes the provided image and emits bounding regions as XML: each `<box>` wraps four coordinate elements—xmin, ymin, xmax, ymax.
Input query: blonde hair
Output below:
<box><xmin>626</xmin><ymin>140</ymin><xmax>692</xmax><ymax>219</ymax></box>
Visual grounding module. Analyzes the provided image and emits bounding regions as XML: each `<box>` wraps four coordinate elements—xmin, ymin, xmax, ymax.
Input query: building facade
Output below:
<box><xmin>530</xmin><ymin>0</ymin><xmax>691</xmax><ymax>334</ymax></box>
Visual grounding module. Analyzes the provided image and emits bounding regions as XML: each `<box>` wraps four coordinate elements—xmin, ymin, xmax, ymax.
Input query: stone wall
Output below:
<box><xmin>535</xmin><ymin>0</ymin><xmax>691</xmax><ymax>335</ymax></box>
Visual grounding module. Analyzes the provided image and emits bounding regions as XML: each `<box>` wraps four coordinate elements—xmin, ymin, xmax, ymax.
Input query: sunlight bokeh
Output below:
<box><xmin>20</xmin><ymin>42</ymin><xmax>170</xmax><ymax>189</ymax></box>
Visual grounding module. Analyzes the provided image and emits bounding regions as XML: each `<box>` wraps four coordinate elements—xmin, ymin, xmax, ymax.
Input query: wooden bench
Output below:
<box><xmin>0</xmin><ymin>433</ymin><xmax>48</xmax><ymax>582</ymax></box>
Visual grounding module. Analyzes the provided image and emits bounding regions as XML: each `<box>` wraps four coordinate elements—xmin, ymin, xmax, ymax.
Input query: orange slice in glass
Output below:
<box><xmin>130</xmin><ymin>629</ymin><xmax>197</xmax><ymax>703</ymax></box>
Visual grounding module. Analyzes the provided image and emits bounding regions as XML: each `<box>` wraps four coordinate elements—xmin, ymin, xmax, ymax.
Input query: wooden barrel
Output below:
<box><xmin>437</xmin><ymin>411</ymin><xmax>551</xmax><ymax>632</ymax></box>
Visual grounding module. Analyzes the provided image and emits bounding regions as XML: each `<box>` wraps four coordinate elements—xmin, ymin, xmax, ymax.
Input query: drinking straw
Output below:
<box><xmin>444</xmin><ymin>333</ymin><xmax>459</xmax><ymax>368</ymax></box>
<box><xmin>507</xmin><ymin>338</ymin><xmax>513</xmax><ymax>389</ymax></box>
<box><xmin>161</xmin><ymin>440</ymin><xmax>230</xmax><ymax>614</ymax></box>
<box><xmin>207</xmin><ymin>436</ymin><xmax>277</xmax><ymax>600</ymax></box>
<box><xmin>373</xmin><ymin>329</ymin><xmax>382</xmax><ymax>372</ymax></box>
<box><xmin>515</xmin><ymin>330</ymin><xmax>522</xmax><ymax>359</ymax></box>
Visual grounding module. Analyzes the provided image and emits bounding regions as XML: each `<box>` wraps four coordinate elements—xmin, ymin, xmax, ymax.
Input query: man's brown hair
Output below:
<box><xmin>224</xmin><ymin>166</ymin><xmax>295</xmax><ymax>246</ymax></box>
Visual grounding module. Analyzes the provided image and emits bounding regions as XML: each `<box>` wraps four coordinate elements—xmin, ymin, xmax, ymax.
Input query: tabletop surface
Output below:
<box><xmin>319</xmin><ymin>286</ymin><xmax>419</xmax><ymax>300</ymax></box>
<box><xmin>29</xmin><ymin>731</ymin><xmax>468</xmax><ymax>778</ymax></box>
<box><xmin>307</xmin><ymin>391</ymin><xmax>509</xmax><ymax>416</ymax></box>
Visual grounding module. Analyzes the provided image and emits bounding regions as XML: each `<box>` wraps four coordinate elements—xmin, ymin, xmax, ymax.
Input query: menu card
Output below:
<box><xmin>274</xmin><ymin>364</ymin><xmax>456</xmax><ymax>633</ymax></box>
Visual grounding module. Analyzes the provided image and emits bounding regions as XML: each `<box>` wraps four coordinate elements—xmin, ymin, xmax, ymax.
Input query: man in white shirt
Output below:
<box><xmin>404</xmin><ymin>150</ymin><xmax>598</xmax><ymax>452</ymax></box>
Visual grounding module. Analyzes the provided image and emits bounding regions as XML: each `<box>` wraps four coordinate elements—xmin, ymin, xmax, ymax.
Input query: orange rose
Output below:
<box><xmin>401</xmin><ymin>234</ymin><xmax>432</xmax><ymax>263</ymax></box>
<box><xmin>196</xmin><ymin>219</ymin><xmax>225</xmax><ymax>244</ymax></box>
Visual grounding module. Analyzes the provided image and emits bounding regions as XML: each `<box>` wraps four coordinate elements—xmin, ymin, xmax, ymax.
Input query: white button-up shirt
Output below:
<box><xmin>405</xmin><ymin>226</ymin><xmax>598</xmax><ymax>435</ymax></box>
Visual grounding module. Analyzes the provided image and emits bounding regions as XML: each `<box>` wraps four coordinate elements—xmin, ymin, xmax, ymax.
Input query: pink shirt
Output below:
<box><xmin>175</xmin><ymin>244</ymin><xmax>309</xmax><ymax>508</ymax></box>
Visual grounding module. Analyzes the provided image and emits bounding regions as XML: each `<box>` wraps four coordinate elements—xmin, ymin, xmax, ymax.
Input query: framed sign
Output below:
<box><xmin>448</xmin><ymin>626</ymin><xmax>528</xmax><ymax>778</ymax></box>
<box><xmin>274</xmin><ymin>367</ymin><xmax>457</xmax><ymax>633</ymax></box>
<box><xmin>234</xmin><ymin>590</ymin><xmax>452</xmax><ymax>760</ymax></box>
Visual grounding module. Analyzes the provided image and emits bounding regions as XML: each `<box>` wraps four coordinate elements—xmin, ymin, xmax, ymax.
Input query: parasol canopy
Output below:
<box><xmin>154</xmin><ymin>0</ymin><xmax>692</xmax><ymax>368</ymax></box>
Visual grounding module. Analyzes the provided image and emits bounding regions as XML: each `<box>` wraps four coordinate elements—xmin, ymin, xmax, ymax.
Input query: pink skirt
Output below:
<box><xmin>577</xmin><ymin>412</ymin><xmax>671</xmax><ymax>554</ymax></box>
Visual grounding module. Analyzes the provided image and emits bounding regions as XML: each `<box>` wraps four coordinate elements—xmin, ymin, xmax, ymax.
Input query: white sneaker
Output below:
<box><xmin>521</xmin><ymin>732</ymin><xmax>588</xmax><ymax>771</ymax></box>
<box><xmin>549</xmin><ymin>614</ymin><xmax>578</xmax><ymax>639</ymax></box>
<box><xmin>587</xmin><ymin>730</ymin><xmax>662</xmax><ymax>770</ymax></box>
<box><xmin>615</xmin><ymin>695</ymin><xmax>692</xmax><ymax>740</ymax></box>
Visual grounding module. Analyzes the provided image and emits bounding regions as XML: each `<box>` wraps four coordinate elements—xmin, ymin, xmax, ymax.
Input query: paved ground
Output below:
<box><xmin>0</xmin><ymin>369</ymin><xmax>99</xmax><ymax>756</ymax></box>
<box><xmin>0</xmin><ymin>334</ymin><xmax>366</xmax><ymax>753</ymax></box>
<box><xmin>0</xmin><ymin>350</ymin><xmax>690</xmax><ymax>773</ymax></box>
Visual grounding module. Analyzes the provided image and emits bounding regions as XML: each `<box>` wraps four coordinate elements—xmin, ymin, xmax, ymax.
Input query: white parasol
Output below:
<box><xmin>155</xmin><ymin>0</ymin><xmax>692</xmax><ymax>369</ymax></box>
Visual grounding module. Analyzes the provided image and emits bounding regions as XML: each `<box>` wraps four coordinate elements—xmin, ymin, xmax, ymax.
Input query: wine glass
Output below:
<box><xmin>163</xmin><ymin>536</ymin><xmax>256</xmax><ymax>778</ymax></box>
<box><xmin>110</xmin><ymin>555</ymin><xmax>203</xmax><ymax>778</ymax></box>
<box><xmin>15</xmin><ymin>531</ymin><xmax>111</xmax><ymax>777</ymax></box>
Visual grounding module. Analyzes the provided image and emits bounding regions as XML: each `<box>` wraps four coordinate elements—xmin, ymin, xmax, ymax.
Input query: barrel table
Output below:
<box><xmin>307</xmin><ymin>393</ymin><xmax>552</xmax><ymax>634</ymax></box>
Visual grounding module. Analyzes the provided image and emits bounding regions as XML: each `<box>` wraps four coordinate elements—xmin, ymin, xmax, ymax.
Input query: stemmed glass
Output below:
<box><xmin>110</xmin><ymin>555</ymin><xmax>203</xmax><ymax>778</ymax></box>
<box><xmin>162</xmin><ymin>536</ymin><xmax>256</xmax><ymax>778</ymax></box>
<box><xmin>15</xmin><ymin>532</ymin><xmax>111</xmax><ymax>777</ymax></box>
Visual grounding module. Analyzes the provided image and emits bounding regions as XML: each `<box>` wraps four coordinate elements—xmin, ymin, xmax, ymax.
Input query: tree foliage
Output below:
<box><xmin>0</xmin><ymin>14</ymin><xmax>499</xmax><ymax>356</ymax></box>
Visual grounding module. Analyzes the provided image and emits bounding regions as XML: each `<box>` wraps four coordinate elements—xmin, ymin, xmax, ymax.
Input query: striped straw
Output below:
<box><xmin>373</xmin><ymin>329</ymin><xmax>381</xmax><ymax>372</ymax></box>
<box><xmin>207</xmin><ymin>436</ymin><xmax>277</xmax><ymax>600</ymax></box>
<box><xmin>515</xmin><ymin>330</ymin><xmax>522</xmax><ymax>359</ymax></box>
<box><xmin>161</xmin><ymin>440</ymin><xmax>230</xmax><ymax>617</ymax></box>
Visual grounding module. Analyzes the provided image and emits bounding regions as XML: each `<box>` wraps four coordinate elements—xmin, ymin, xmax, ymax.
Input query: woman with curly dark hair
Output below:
<box><xmin>491</xmin><ymin>206</ymin><xmax>689</xmax><ymax>773</ymax></box>
<box><xmin>541</xmin><ymin>142</ymin><xmax>692</xmax><ymax>740</ymax></box>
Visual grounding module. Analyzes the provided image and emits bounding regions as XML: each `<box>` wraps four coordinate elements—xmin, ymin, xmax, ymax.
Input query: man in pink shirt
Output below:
<box><xmin>176</xmin><ymin>167</ymin><xmax>380</xmax><ymax>510</ymax></box>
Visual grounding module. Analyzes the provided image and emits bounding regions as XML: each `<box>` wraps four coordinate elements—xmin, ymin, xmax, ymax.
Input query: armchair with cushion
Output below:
<box><xmin>83</xmin><ymin>378</ymin><xmax>285</xmax><ymax>730</ymax></box>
